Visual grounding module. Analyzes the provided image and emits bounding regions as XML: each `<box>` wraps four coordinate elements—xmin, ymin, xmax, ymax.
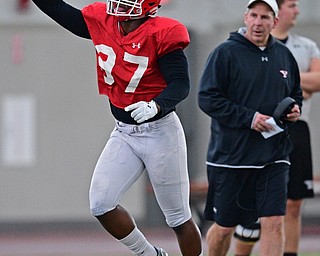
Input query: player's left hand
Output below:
<box><xmin>125</xmin><ymin>100</ymin><xmax>159</xmax><ymax>123</ymax></box>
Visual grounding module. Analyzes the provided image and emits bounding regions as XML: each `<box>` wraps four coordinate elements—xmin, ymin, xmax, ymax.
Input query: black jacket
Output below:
<box><xmin>198</xmin><ymin>30</ymin><xmax>303</xmax><ymax>168</ymax></box>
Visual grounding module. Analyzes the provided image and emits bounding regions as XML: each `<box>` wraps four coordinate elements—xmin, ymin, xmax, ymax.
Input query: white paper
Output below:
<box><xmin>261</xmin><ymin>117</ymin><xmax>284</xmax><ymax>139</ymax></box>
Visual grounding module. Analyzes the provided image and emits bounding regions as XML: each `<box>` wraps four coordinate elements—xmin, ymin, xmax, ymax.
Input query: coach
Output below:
<box><xmin>198</xmin><ymin>0</ymin><xmax>303</xmax><ymax>255</ymax></box>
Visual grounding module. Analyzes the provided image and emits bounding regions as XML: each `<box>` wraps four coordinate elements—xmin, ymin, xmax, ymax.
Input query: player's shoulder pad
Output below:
<box><xmin>149</xmin><ymin>16</ymin><xmax>190</xmax><ymax>51</ymax></box>
<box><xmin>82</xmin><ymin>2</ymin><xmax>107</xmax><ymax>19</ymax></box>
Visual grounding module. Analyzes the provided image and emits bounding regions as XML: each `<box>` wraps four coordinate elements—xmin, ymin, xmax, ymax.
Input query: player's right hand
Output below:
<box><xmin>124</xmin><ymin>100</ymin><xmax>159</xmax><ymax>123</ymax></box>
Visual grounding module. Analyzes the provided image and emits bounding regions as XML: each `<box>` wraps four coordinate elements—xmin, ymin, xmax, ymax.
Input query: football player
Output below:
<box><xmin>31</xmin><ymin>0</ymin><xmax>203</xmax><ymax>255</ymax></box>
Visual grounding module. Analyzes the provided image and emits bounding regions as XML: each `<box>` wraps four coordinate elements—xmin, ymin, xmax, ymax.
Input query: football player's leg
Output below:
<box><xmin>89</xmin><ymin>131</ymin><xmax>158</xmax><ymax>256</ymax></box>
<box><xmin>89</xmin><ymin>133</ymin><xmax>143</xmax><ymax>236</ymax></box>
<box><xmin>146</xmin><ymin>113</ymin><xmax>202</xmax><ymax>256</ymax></box>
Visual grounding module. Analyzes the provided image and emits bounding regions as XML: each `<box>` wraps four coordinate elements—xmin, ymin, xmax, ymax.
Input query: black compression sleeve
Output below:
<box><xmin>32</xmin><ymin>0</ymin><xmax>90</xmax><ymax>39</ymax></box>
<box><xmin>155</xmin><ymin>49</ymin><xmax>190</xmax><ymax>117</ymax></box>
<box><xmin>109</xmin><ymin>49</ymin><xmax>190</xmax><ymax>123</ymax></box>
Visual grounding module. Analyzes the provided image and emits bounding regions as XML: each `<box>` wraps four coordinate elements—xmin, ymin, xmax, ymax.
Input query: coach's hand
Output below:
<box><xmin>252</xmin><ymin>112</ymin><xmax>274</xmax><ymax>133</ymax></box>
<box><xmin>125</xmin><ymin>100</ymin><xmax>159</xmax><ymax>123</ymax></box>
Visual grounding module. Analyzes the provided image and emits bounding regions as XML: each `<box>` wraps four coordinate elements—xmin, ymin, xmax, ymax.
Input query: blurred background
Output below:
<box><xmin>0</xmin><ymin>0</ymin><xmax>319</xmax><ymax>254</ymax></box>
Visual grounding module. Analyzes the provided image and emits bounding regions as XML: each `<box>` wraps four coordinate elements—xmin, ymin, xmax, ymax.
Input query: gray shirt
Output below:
<box><xmin>285</xmin><ymin>33</ymin><xmax>320</xmax><ymax>122</ymax></box>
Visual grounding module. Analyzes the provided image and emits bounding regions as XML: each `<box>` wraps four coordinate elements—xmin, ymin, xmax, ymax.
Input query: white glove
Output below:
<box><xmin>124</xmin><ymin>100</ymin><xmax>159</xmax><ymax>123</ymax></box>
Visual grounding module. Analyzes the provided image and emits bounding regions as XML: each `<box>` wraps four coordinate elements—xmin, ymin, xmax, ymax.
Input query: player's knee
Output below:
<box><xmin>165</xmin><ymin>208</ymin><xmax>192</xmax><ymax>228</ymax></box>
<box><xmin>90</xmin><ymin>204</ymin><xmax>116</xmax><ymax>216</ymax></box>
<box><xmin>234</xmin><ymin>220</ymin><xmax>261</xmax><ymax>243</ymax></box>
<box><xmin>89</xmin><ymin>175</ymin><xmax>117</xmax><ymax>216</ymax></box>
<box><xmin>89</xmin><ymin>197</ymin><xmax>116</xmax><ymax>216</ymax></box>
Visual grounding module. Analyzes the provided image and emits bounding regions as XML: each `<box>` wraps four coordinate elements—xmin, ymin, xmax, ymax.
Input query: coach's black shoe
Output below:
<box><xmin>155</xmin><ymin>247</ymin><xmax>168</xmax><ymax>256</ymax></box>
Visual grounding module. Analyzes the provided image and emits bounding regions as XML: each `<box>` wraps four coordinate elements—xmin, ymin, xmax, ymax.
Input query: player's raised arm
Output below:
<box><xmin>31</xmin><ymin>0</ymin><xmax>90</xmax><ymax>39</ymax></box>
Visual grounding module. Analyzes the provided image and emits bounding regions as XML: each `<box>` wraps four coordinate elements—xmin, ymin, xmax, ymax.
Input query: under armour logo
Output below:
<box><xmin>261</xmin><ymin>57</ymin><xmax>268</xmax><ymax>62</ymax></box>
<box><xmin>132</xmin><ymin>43</ymin><xmax>141</xmax><ymax>49</ymax></box>
<box><xmin>280</xmin><ymin>70</ymin><xmax>288</xmax><ymax>78</ymax></box>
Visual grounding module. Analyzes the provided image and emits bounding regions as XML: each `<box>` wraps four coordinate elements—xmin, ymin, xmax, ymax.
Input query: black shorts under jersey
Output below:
<box><xmin>204</xmin><ymin>164</ymin><xmax>289</xmax><ymax>227</ymax></box>
<box><xmin>287</xmin><ymin>120</ymin><xmax>314</xmax><ymax>199</ymax></box>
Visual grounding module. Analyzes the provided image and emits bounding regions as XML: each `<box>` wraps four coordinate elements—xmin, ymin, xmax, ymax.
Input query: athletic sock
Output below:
<box><xmin>283</xmin><ymin>253</ymin><xmax>297</xmax><ymax>256</ymax></box>
<box><xmin>119</xmin><ymin>227</ymin><xmax>157</xmax><ymax>256</ymax></box>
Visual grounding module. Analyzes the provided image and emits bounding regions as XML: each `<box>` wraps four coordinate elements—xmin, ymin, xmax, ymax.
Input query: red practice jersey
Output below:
<box><xmin>81</xmin><ymin>3</ymin><xmax>190</xmax><ymax>109</ymax></box>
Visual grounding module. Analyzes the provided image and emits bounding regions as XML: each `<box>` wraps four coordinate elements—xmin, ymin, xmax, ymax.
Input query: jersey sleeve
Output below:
<box><xmin>81</xmin><ymin>2</ymin><xmax>107</xmax><ymax>33</ymax></box>
<box><xmin>157</xmin><ymin>21</ymin><xmax>190</xmax><ymax>57</ymax></box>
